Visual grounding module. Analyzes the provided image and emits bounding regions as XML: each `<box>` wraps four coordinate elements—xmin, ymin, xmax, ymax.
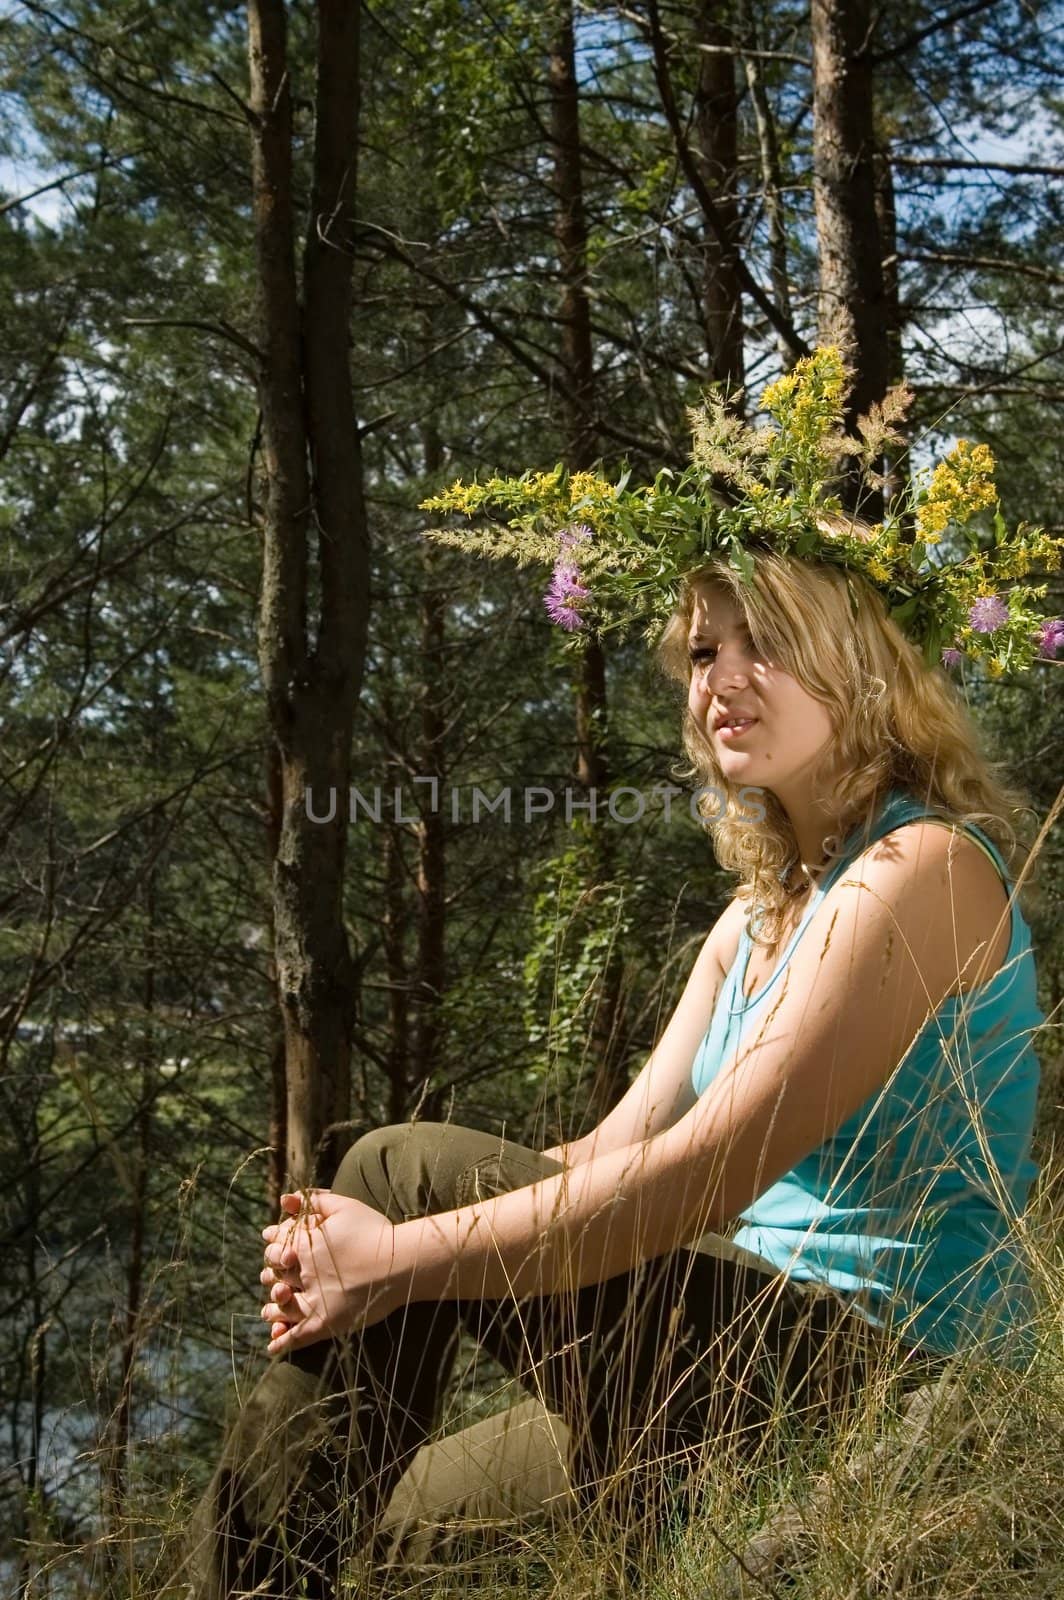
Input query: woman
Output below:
<box><xmin>189</xmin><ymin>548</ymin><xmax>1047</xmax><ymax>1599</ymax></box>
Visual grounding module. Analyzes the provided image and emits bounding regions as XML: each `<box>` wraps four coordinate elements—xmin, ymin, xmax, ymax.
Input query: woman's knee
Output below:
<box><xmin>330</xmin><ymin>1122</ymin><xmax>478</xmax><ymax>1219</ymax></box>
<box><xmin>331</xmin><ymin>1122</ymin><xmax>556</xmax><ymax>1219</ymax></box>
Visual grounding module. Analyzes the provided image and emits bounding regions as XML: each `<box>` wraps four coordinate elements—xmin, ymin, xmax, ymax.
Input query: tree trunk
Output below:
<box><xmin>740</xmin><ymin>0</ymin><xmax>794</xmax><ymax>371</ymax></box>
<box><xmin>873</xmin><ymin>149</ymin><xmax>902</xmax><ymax>388</ymax></box>
<box><xmin>265</xmin><ymin>740</ymin><xmax>286</xmax><ymax>1211</ymax></box>
<box><xmin>550</xmin><ymin>7</ymin><xmax>596</xmax><ymax>473</ymax></box>
<box><xmin>549</xmin><ymin>11</ymin><xmax>610</xmax><ymax>797</ymax></box>
<box><xmin>104</xmin><ymin>1099</ymin><xmax>147</xmax><ymax>1586</ymax></box>
<box><xmin>247</xmin><ymin>0</ymin><xmax>369</xmax><ymax>1184</ymax></box>
<box><xmin>694</xmin><ymin>4</ymin><xmax>743</xmax><ymax>394</ymax></box>
<box><xmin>645</xmin><ymin>0</ymin><xmax>805</xmax><ymax>364</ymax></box>
<box><xmin>549</xmin><ymin>5</ymin><xmax>625</xmax><ymax>1115</ymax></box>
<box><xmin>381</xmin><ymin>794</ymin><xmax>411</xmax><ymax>1125</ymax></box>
<box><xmin>103</xmin><ymin>637</ymin><xmax>164</xmax><ymax>1591</ymax></box>
<box><xmin>873</xmin><ymin>143</ymin><xmax>908</xmax><ymax>505</ymax></box>
<box><xmin>414</xmin><ymin>416</ymin><xmax>448</xmax><ymax>1086</ymax></box>
<box><xmin>15</xmin><ymin>1092</ymin><xmax>44</xmax><ymax>1600</ymax></box>
<box><xmin>811</xmin><ymin>0</ymin><xmax>889</xmax><ymax>427</ymax></box>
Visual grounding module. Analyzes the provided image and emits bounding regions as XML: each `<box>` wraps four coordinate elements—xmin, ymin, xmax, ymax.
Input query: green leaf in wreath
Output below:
<box><xmin>728</xmin><ymin>541</ymin><xmax>755</xmax><ymax>581</ymax></box>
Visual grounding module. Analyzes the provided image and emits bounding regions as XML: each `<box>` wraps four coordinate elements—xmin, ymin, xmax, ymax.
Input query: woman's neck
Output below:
<box><xmin>780</xmin><ymin>826</ymin><xmax>837</xmax><ymax>892</ymax></box>
<box><xmin>777</xmin><ymin>779</ymin><xmax>896</xmax><ymax>888</ymax></box>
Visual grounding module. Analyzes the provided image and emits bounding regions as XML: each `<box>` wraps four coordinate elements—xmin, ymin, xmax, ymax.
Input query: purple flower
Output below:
<box><xmin>968</xmin><ymin>594</ymin><xmax>1010</xmax><ymax>633</ymax></box>
<box><xmin>1036</xmin><ymin>618</ymin><xmax>1064</xmax><ymax>659</ymax></box>
<box><xmin>941</xmin><ymin>647</ymin><xmax>964</xmax><ymax>669</ymax></box>
<box><xmin>544</xmin><ymin>559</ymin><xmax>590</xmax><ymax>631</ymax></box>
<box><xmin>559</xmin><ymin>522</ymin><xmax>592</xmax><ymax>550</ymax></box>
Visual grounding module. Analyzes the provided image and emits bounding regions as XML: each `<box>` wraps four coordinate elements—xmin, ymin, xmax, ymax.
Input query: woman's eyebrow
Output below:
<box><xmin>688</xmin><ymin>622</ymin><xmax>745</xmax><ymax>642</ymax></box>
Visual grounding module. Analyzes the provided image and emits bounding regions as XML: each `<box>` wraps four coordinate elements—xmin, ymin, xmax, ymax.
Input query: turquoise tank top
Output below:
<box><xmin>690</xmin><ymin>787</ymin><xmax>1044</xmax><ymax>1364</ymax></box>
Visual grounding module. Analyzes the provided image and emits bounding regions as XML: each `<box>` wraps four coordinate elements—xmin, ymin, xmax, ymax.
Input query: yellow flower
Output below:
<box><xmin>987</xmin><ymin>657</ymin><xmax>1006</xmax><ymax>678</ymax></box>
<box><xmin>997</xmin><ymin>544</ymin><xmax>1031</xmax><ymax>578</ymax></box>
<box><xmin>568</xmin><ymin>470</ymin><xmax>611</xmax><ymax>502</ymax></box>
<box><xmin>761</xmin><ymin>371</ymin><xmax>798</xmax><ymax>412</ymax></box>
<box><xmin>760</xmin><ymin>348</ymin><xmax>847</xmax><ymax>444</ymax></box>
<box><xmin>420</xmin><ymin>480</ymin><xmax>485</xmax><ymax>515</ymax></box>
<box><xmin>917</xmin><ymin>439</ymin><xmax>997</xmax><ymax>538</ymax></box>
<box><xmin>1030</xmin><ymin>531</ymin><xmax>1063</xmax><ymax>572</ymax></box>
<box><xmin>866</xmin><ymin>558</ymin><xmax>892</xmax><ymax>583</ymax></box>
<box><xmin>915</xmin><ymin>499</ymin><xmax>951</xmax><ymax>539</ymax></box>
<box><xmin>525</xmin><ymin>468</ymin><xmax>564</xmax><ymax>499</ymax></box>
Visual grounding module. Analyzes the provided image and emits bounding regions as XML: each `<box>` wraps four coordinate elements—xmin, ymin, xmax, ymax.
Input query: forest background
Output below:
<box><xmin>1</xmin><ymin>0</ymin><xmax>1062</xmax><ymax>1594</ymax></box>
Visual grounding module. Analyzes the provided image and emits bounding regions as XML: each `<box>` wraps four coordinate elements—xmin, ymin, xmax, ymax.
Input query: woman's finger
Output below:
<box><xmin>268</xmin><ymin>1314</ymin><xmax>324</xmax><ymax>1357</ymax></box>
<box><xmin>261</xmin><ymin>1298</ymin><xmax>300</xmax><ymax>1326</ymax></box>
<box><xmin>268</xmin><ymin>1275</ymin><xmax>302</xmax><ymax>1298</ymax></box>
<box><xmin>263</xmin><ymin>1241</ymin><xmax>301</xmax><ymax>1271</ymax></box>
<box><xmin>270</xmin><ymin>1281</ymin><xmax>294</xmax><ymax>1306</ymax></box>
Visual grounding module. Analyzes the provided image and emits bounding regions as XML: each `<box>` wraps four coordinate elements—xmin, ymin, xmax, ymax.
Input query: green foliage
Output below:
<box><xmin>522</xmin><ymin>830</ymin><xmax>636</xmax><ymax>1075</ymax></box>
<box><xmin>0</xmin><ymin>0</ymin><xmax>1060</xmax><ymax>1590</ymax></box>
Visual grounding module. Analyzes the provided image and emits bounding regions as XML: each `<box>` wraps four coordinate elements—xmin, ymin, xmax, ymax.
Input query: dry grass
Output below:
<box><xmin>12</xmin><ymin>1279</ymin><xmax>1064</xmax><ymax>1596</ymax></box>
<box><xmin>10</xmin><ymin>1132</ymin><xmax>1064</xmax><ymax>1600</ymax></box>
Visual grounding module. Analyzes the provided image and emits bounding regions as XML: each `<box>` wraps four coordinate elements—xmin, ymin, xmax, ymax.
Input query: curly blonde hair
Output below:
<box><xmin>657</xmin><ymin>551</ymin><xmax>1038</xmax><ymax>951</ymax></box>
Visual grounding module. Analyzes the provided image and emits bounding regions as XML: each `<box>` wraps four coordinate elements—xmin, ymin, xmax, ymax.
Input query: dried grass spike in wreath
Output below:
<box><xmin>419</xmin><ymin>348</ymin><xmax>1064</xmax><ymax>677</ymax></box>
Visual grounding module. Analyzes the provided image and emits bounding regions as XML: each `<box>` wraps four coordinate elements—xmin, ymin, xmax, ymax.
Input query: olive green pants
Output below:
<box><xmin>184</xmin><ymin>1122</ymin><xmax>926</xmax><ymax>1598</ymax></box>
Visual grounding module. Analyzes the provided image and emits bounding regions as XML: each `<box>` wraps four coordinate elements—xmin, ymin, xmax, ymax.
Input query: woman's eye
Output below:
<box><xmin>688</xmin><ymin>634</ymin><xmax>758</xmax><ymax>664</ymax></box>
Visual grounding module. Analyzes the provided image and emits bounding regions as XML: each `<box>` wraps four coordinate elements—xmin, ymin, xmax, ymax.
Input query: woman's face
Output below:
<box><xmin>686</xmin><ymin>584</ymin><xmax>837</xmax><ymax>802</ymax></box>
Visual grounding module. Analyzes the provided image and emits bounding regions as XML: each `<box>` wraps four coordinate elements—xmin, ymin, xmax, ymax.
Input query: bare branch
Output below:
<box><xmin>867</xmin><ymin>0</ymin><xmax>1002</xmax><ymax>64</ymax></box>
<box><xmin>0</xmin><ymin>152</ymin><xmax>139</xmax><ymax>216</ymax></box>
<box><xmin>893</xmin><ymin>155</ymin><xmax>1064</xmax><ymax>180</ymax></box>
<box><xmin>901</xmin><ymin>251</ymin><xmax>1064</xmax><ymax>287</ymax></box>
<box><xmin>122</xmin><ymin>316</ymin><xmax>263</xmax><ymax>364</ymax></box>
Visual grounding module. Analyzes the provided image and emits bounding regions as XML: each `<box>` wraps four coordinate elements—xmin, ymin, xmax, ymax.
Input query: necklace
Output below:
<box><xmin>781</xmin><ymin>834</ymin><xmax>839</xmax><ymax>896</ymax></box>
<box><xmin>781</xmin><ymin>860</ymin><xmax>809</xmax><ymax>896</ymax></box>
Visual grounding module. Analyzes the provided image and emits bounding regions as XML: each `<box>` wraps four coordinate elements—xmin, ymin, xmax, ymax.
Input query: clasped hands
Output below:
<box><xmin>260</xmin><ymin>1189</ymin><xmax>402</xmax><ymax>1355</ymax></box>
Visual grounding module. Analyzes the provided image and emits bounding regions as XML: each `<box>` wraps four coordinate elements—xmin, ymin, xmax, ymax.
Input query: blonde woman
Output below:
<box><xmin>190</xmin><ymin>549</ymin><xmax>1047</xmax><ymax>1599</ymax></box>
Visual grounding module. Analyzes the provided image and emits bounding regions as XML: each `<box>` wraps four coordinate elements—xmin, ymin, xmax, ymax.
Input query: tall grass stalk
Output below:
<box><xmin>12</xmin><ymin>842</ymin><xmax>1064</xmax><ymax>1600</ymax></box>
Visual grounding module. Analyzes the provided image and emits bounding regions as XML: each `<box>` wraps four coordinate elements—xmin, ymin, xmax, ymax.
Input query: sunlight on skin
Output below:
<box><xmin>685</xmin><ymin>584</ymin><xmax>842</xmax><ymax>868</ymax></box>
<box><xmin>258</xmin><ymin>826</ymin><xmax>1012</xmax><ymax>1355</ymax></box>
<box><xmin>257</xmin><ymin>851</ymin><xmax>1014</xmax><ymax>1353</ymax></box>
<box><xmin>255</xmin><ymin>583</ymin><xmax>1020</xmax><ymax>1358</ymax></box>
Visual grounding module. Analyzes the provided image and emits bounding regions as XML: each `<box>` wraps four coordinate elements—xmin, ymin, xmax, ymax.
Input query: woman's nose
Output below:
<box><xmin>695</xmin><ymin>648</ymin><xmax>749</xmax><ymax>694</ymax></box>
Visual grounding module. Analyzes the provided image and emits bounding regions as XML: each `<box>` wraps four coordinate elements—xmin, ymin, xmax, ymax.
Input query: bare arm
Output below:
<box><xmin>397</xmin><ymin>825</ymin><xmax>1002</xmax><ymax>1300</ymax></box>
<box><xmin>263</xmin><ymin>825</ymin><xmax>1003</xmax><ymax>1350</ymax></box>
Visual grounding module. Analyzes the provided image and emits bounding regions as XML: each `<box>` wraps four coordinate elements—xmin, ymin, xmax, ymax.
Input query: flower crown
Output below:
<box><xmin>419</xmin><ymin>347</ymin><xmax>1063</xmax><ymax>676</ymax></box>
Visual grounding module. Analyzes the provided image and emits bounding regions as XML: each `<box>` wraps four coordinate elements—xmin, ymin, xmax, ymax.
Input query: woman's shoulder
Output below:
<box><xmin>837</xmin><ymin>816</ymin><xmax>1012</xmax><ymax>996</ymax></box>
<box><xmin>835</xmin><ymin>788</ymin><xmax>1007</xmax><ymax>891</ymax></box>
<box><xmin>867</xmin><ymin>815</ymin><xmax>1006</xmax><ymax>890</ymax></box>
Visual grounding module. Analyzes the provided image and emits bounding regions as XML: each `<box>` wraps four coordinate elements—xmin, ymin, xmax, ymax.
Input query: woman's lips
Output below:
<box><xmin>717</xmin><ymin>717</ymin><xmax>758</xmax><ymax>741</ymax></box>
